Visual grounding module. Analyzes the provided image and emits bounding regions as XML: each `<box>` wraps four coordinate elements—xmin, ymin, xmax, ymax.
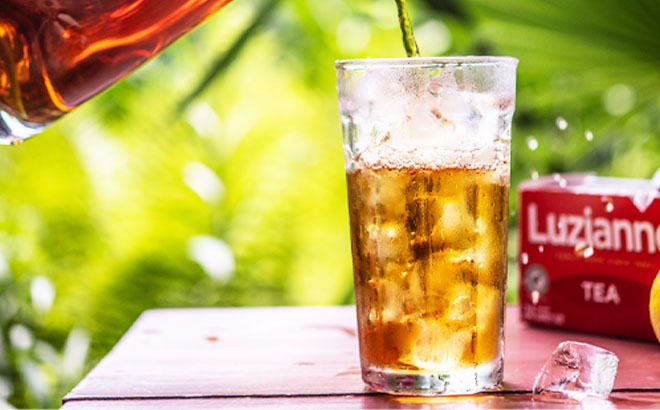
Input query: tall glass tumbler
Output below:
<box><xmin>336</xmin><ymin>57</ymin><xmax>517</xmax><ymax>395</ymax></box>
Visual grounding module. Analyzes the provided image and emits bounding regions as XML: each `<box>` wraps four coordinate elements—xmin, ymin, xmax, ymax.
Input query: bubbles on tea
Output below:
<box><xmin>555</xmin><ymin>116</ymin><xmax>568</xmax><ymax>130</ymax></box>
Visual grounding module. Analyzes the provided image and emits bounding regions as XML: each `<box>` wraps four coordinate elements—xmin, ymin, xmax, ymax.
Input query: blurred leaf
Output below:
<box><xmin>177</xmin><ymin>0</ymin><xmax>281</xmax><ymax>112</ymax></box>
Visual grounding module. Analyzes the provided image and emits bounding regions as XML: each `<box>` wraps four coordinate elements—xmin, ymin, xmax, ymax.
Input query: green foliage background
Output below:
<box><xmin>1</xmin><ymin>0</ymin><xmax>659</xmax><ymax>407</ymax></box>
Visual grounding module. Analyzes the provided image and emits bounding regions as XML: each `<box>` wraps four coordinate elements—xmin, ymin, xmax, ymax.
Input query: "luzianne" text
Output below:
<box><xmin>527</xmin><ymin>203</ymin><xmax>660</xmax><ymax>253</ymax></box>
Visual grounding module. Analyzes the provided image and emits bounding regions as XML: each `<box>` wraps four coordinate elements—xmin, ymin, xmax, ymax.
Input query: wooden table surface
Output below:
<box><xmin>61</xmin><ymin>305</ymin><xmax>660</xmax><ymax>409</ymax></box>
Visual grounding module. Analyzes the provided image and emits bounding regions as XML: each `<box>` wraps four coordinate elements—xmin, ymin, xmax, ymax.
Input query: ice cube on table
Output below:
<box><xmin>533</xmin><ymin>341</ymin><xmax>619</xmax><ymax>402</ymax></box>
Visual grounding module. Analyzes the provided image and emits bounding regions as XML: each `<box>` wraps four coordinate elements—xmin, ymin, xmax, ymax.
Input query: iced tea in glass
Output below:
<box><xmin>336</xmin><ymin>57</ymin><xmax>517</xmax><ymax>395</ymax></box>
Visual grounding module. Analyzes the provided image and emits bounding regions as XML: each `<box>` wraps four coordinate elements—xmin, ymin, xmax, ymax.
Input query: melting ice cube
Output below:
<box><xmin>533</xmin><ymin>341</ymin><xmax>619</xmax><ymax>402</ymax></box>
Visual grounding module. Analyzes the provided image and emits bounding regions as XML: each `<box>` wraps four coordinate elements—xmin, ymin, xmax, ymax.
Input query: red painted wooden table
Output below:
<box><xmin>61</xmin><ymin>306</ymin><xmax>660</xmax><ymax>409</ymax></box>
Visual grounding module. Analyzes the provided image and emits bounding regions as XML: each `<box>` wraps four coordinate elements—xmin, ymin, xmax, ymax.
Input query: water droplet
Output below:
<box><xmin>574</xmin><ymin>243</ymin><xmax>594</xmax><ymax>259</ymax></box>
<box><xmin>526</xmin><ymin>136</ymin><xmax>539</xmax><ymax>151</ymax></box>
<box><xmin>531</xmin><ymin>169</ymin><xmax>539</xmax><ymax>180</ymax></box>
<box><xmin>585</xmin><ymin>130</ymin><xmax>594</xmax><ymax>141</ymax></box>
<box><xmin>602</xmin><ymin>197</ymin><xmax>614</xmax><ymax>213</ymax></box>
<box><xmin>538</xmin><ymin>245</ymin><xmax>544</xmax><ymax>253</ymax></box>
<box><xmin>10</xmin><ymin>138</ymin><xmax>23</xmax><ymax>146</ymax></box>
<box><xmin>428</xmin><ymin>80</ymin><xmax>442</xmax><ymax>97</ymax></box>
<box><xmin>531</xmin><ymin>290</ymin><xmax>540</xmax><ymax>305</ymax></box>
<box><xmin>555</xmin><ymin>116</ymin><xmax>568</xmax><ymax>130</ymax></box>
<box><xmin>521</xmin><ymin>252</ymin><xmax>529</xmax><ymax>265</ymax></box>
<box><xmin>553</xmin><ymin>173</ymin><xmax>567</xmax><ymax>188</ymax></box>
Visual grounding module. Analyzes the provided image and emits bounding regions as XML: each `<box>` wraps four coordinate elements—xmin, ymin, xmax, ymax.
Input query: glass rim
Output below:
<box><xmin>335</xmin><ymin>56</ymin><xmax>518</xmax><ymax>70</ymax></box>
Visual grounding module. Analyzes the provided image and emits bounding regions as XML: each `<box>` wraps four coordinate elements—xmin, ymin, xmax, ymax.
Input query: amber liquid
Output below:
<box><xmin>347</xmin><ymin>165</ymin><xmax>508</xmax><ymax>374</ymax></box>
<box><xmin>0</xmin><ymin>0</ymin><xmax>233</xmax><ymax>125</ymax></box>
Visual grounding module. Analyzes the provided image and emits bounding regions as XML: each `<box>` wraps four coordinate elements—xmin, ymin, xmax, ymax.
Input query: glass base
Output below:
<box><xmin>0</xmin><ymin>109</ymin><xmax>47</xmax><ymax>145</ymax></box>
<box><xmin>362</xmin><ymin>358</ymin><xmax>503</xmax><ymax>396</ymax></box>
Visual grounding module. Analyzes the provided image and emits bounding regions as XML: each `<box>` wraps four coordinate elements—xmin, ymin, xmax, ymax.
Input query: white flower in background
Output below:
<box><xmin>72</xmin><ymin>119</ymin><xmax>127</xmax><ymax>202</ymax></box>
<box><xmin>9</xmin><ymin>324</ymin><xmax>33</xmax><ymax>350</ymax></box>
<box><xmin>187</xmin><ymin>235</ymin><xmax>235</xmax><ymax>281</ymax></box>
<box><xmin>416</xmin><ymin>20</ymin><xmax>452</xmax><ymax>55</ymax></box>
<box><xmin>185</xmin><ymin>100</ymin><xmax>222</xmax><ymax>139</ymax></box>
<box><xmin>62</xmin><ymin>327</ymin><xmax>90</xmax><ymax>381</ymax></box>
<box><xmin>603</xmin><ymin>84</ymin><xmax>635</xmax><ymax>116</ymax></box>
<box><xmin>34</xmin><ymin>341</ymin><xmax>58</xmax><ymax>365</ymax></box>
<box><xmin>0</xmin><ymin>376</ymin><xmax>11</xmax><ymax>398</ymax></box>
<box><xmin>555</xmin><ymin>116</ymin><xmax>568</xmax><ymax>130</ymax></box>
<box><xmin>0</xmin><ymin>249</ymin><xmax>8</xmax><ymax>278</ymax></box>
<box><xmin>21</xmin><ymin>360</ymin><xmax>49</xmax><ymax>403</ymax></box>
<box><xmin>182</xmin><ymin>162</ymin><xmax>225</xmax><ymax>204</ymax></box>
<box><xmin>526</xmin><ymin>136</ymin><xmax>539</xmax><ymax>151</ymax></box>
<box><xmin>30</xmin><ymin>276</ymin><xmax>55</xmax><ymax>313</ymax></box>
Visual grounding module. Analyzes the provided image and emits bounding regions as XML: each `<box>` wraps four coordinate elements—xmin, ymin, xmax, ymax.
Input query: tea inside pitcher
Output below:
<box><xmin>0</xmin><ymin>0</ymin><xmax>233</xmax><ymax>144</ymax></box>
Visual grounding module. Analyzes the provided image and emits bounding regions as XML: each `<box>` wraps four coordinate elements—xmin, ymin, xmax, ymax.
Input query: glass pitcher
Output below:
<box><xmin>0</xmin><ymin>0</ymin><xmax>234</xmax><ymax>145</ymax></box>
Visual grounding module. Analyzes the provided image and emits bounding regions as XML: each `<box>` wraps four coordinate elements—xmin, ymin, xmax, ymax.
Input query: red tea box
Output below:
<box><xmin>518</xmin><ymin>173</ymin><xmax>660</xmax><ymax>340</ymax></box>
